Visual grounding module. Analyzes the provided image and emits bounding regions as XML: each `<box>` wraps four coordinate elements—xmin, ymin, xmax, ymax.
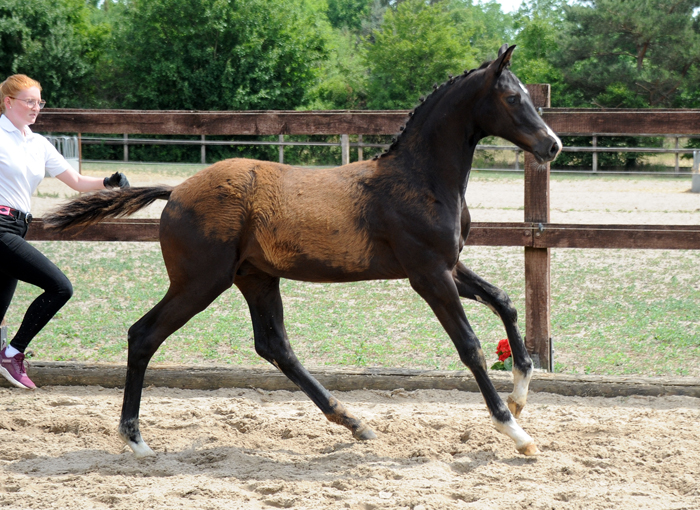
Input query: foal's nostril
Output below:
<box><xmin>549</xmin><ymin>141</ymin><xmax>559</xmax><ymax>156</ymax></box>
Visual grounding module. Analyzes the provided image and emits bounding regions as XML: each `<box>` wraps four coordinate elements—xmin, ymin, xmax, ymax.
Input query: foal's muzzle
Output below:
<box><xmin>531</xmin><ymin>131</ymin><xmax>562</xmax><ymax>164</ymax></box>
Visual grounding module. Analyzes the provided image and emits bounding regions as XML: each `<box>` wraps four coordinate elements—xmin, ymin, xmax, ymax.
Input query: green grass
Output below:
<box><xmin>35</xmin><ymin>190</ymin><xmax>60</xmax><ymax>198</ymax></box>
<box><xmin>549</xmin><ymin>249</ymin><xmax>700</xmax><ymax>376</ymax></box>
<box><xmin>5</xmin><ymin>242</ymin><xmax>698</xmax><ymax>377</ymax></box>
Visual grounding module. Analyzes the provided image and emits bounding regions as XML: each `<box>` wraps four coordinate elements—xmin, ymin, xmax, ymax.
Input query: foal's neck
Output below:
<box><xmin>388</xmin><ymin>73</ymin><xmax>485</xmax><ymax>198</ymax></box>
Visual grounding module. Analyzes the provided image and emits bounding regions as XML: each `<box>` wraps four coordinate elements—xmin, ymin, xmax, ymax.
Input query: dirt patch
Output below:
<box><xmin>1</xmin><ymin>385</ymin><xmax>698</xmax><ymax>509</ymax></box>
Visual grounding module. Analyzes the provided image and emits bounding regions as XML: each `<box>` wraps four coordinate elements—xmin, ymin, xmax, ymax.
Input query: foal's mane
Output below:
<box><xmin>374</xmin><ymin>59</ymin><xmax>497</xmax><ymax>160</ymax></box>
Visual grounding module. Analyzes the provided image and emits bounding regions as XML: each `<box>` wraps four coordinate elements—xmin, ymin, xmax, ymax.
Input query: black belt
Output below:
<box><xmin>0</xmin><ymin>206</ymin><xmax>33</xmax><ymax>224</ymax></box>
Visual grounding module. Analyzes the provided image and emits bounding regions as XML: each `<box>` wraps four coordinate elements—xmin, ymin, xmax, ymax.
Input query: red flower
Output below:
<box><xmin>496</xmin><ymin>339</ymin><xmax>511</xmax><ymax>362</ymax></box>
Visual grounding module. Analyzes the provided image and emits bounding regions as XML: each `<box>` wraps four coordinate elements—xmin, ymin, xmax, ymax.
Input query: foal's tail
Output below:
<box><xmin>43</xmin><ymin>185</ymin><xmax>174</xmax><ymax>232</ymax></box>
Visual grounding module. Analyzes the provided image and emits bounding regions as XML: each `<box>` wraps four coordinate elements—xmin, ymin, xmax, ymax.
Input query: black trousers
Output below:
<box><xmin>0</xmin><ymin>214</ymin><xmax>73</xmax><ymax>352</ymax></box>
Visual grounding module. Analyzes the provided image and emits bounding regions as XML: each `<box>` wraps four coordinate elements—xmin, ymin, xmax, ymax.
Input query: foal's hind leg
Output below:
<box><xmin>452</xmin><ymin>261</ymin><xmax>533</xmax><ymax>418</ymax></box>
<box><xmin>119</xmin><ymin>275</ymin><xmax>233</xmax><ymax>457</ymax></box>
<box><xmin>236</xmin><ymin>273</ymin><xmax>376</xmax><ymax>440</ymax></box>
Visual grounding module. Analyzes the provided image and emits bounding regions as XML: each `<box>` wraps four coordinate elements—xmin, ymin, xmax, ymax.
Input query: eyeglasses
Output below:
<box><xmin>9</xmin><ymin>97</ymin><xmax>46</xmax><ymax>109</ymax></box>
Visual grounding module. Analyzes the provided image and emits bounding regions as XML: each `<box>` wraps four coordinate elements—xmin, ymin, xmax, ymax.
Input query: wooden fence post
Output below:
<box><xmin>341</xmin><ymin>134</ymin><xmax>350</xmax><ymax>165</ymax></box>
<box><xmin>692</xmin><ymin>151</ymin><xmax>700</xmax><ymax>193</ymax></box>
<box><xmin>78</xmin><ymin>133</ymin><xmax>82</xmax><ymax>175</ymax></box>
<box><xmin>592</xmin><ymin>135</ymin><xmax>598</xmax><ymax>173</ymax></box>
<box><xmin>674</xmin><ymin>137</ymin><xmax>680</xmax><ymax>175</ymax></box>
<box><xmin>525</xmin><ymin>84</ymin><xmax>552</xmax><ymax>370</ymax></box>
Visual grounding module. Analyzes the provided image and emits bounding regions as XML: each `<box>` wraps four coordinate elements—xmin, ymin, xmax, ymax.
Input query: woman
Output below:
<box><xmin>0</xmin><ymin>74</ymin><xmax>129</xmax><ymax>390</ymax></box>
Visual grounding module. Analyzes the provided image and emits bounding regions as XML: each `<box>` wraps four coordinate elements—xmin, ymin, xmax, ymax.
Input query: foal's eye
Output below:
<box><xmin>506</xmin><ymin>95</ymin><xmax>520</xmax><ymax>105</ymax></box>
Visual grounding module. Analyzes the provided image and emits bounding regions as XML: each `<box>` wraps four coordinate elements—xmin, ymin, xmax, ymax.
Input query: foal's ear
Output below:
<box><xmin>492</xmin><ymin>44</ymin><xmax>516</xmax><ymax>76</ymax></box>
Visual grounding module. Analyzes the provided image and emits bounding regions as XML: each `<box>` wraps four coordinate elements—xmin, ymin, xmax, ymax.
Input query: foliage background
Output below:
<box><xmin>2</xmin><ymin>0</ymin><xmax>700</xmax><ymax>163</ymax></box>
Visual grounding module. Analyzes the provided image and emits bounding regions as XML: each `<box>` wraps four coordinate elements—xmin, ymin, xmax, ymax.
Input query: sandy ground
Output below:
<box><xmin>465</xmin><ymin>175</ymin><xmax>700</xmax><ymax>225</ymax></box>
<box><xmin>1</xmin><ymin>385</ymin><xmax>698</xmax><ymax>510</ymax></box>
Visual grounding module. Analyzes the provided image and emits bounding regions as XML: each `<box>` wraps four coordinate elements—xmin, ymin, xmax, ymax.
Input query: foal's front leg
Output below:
<box><xmin>410</xmin><ymin>268</ymin><xmax>539</xmax><ymax>455</ymax></box>
<box><xmin>452</xmin><ymin>262</ymin><xmax>533</xmax><ymax>418</ymax></box>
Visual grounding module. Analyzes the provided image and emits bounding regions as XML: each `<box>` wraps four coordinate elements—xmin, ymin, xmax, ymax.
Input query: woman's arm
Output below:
<box><xmin>55</xmin><ymin>167</ymin><xmax>105</xmax><ymax>192</ymax></box>
<box><xmin>55</xmin><ymin>168</ymin><xmax>129</xmax><ymax>192</ymax></box>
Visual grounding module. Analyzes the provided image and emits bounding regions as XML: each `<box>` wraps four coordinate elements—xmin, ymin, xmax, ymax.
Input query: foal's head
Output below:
<box><xmin>379</xmin><ymin>45</ymin><xmax>560</xmax><ymax>166</ymax></box>
<box><xmin>476</xmin><ymin>45</ymin><xmax>561</xmax><ymax>164</ymax></box>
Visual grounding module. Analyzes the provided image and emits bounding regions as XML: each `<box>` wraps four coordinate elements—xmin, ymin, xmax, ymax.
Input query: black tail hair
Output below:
<box><xmin>43</xmin><ymin>185</ymin><xmax>174</xmax><ymax>232</ymax></box>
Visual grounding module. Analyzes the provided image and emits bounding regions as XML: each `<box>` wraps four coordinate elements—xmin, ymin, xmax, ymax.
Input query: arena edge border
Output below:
<box><xmin>1</xmin><ymin>362</ymin><xmax>698</xmax><ymax>399</ymax></box>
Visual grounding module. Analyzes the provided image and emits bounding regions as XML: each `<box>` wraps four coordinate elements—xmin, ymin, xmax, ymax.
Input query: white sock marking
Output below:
<box><xmin>511</xmin><ymin>365</ymin><xmax>532</xmax><ymax>406</ymax></box>
<box><xmin>493</xmin><ymin>415</ymin><xmax>534</xmax><ymax>450</ymax></box>
<box><xmin>129</xmin><ymin>440</ymin><xmax>156</xmax><ymax>458</ymax></box>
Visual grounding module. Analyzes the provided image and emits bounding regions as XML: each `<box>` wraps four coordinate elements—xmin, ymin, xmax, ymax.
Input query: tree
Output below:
<box><xmin>106</xmin><ymin>0</ymin><xmax>328</xmax><ymax>111</ymax></box>
<box><xmin>327</xmin><ymin>0</ymin><xmax>374</xmax><ymax>30</ymax></box>
<box><xmin>556</xmin><ymin>0</ymin><xmax>700</xmax><ymax>108</ymax></box>
<box><xmin>364</xmin><ymin>0</ymin><xmax>510</xmax><ymax>109</ymax></box>
<box><xmin>305</xmin><ymin>29</ymin><xmax>369</xmax><ymax>109</ymax></box>
<box><xmin>311</xmin><ymin>0</ymin><xmax>513</xmax><ymax>110</ymax></box>
<box><xmin>305</xmin><ymin>0</ymin><xmax>388</xmax><ymax>110</ymax></box>
<box><xmin>509</xmin><ymin>0</ymin><xmax>577</xmax><ymax>105</ymax></box>
<box><xmin>0</xmin><ymin>0</ymin><xmax>108</xmax><ymax>108</ymax></box>
<box><xmin>448</xmin><ymin>0</ymin><xmax>514</xmax><ymax>60</ymax></box>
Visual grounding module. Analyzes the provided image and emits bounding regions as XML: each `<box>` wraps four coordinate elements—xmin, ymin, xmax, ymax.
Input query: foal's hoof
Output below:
<box><xmin>507</xmin><ymin>396</ymin><xmax>525</xmax><ymax>418</ymax></box>
<box><xmin>353</xmin><ymin>425</ymin><xmax>377</xmax><ymax>441</ymax></box>
<box><xmin>517</xmin><ymin>443</ymin><xmax>541</xmax><ymax>456</ymax></box>
<box><xmin>131</xmin><ymin>443</ymin><xmax>156</xmax><ymax>458</ymax></box>
<box><xmin>119</xmin><ymin>431</ymin><xmax>156</xmax><ymax>458</ymax></box>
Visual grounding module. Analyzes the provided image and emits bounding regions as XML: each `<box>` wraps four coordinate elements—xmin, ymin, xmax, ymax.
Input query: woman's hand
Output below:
<box><xmin>103</xmin><ymin>172</ymin><xmax>130</xmax><ymax>189</ymax></box>
<box><xmin>56</xmin><ymin>167</ymin><xmax>130</xmax><ymax>192</ymax></box>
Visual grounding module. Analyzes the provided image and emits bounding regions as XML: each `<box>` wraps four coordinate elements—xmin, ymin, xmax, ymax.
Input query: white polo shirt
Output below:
<box><xmin>0</xmin><ymin>114</ymin><xmax>70</xmax><ymax>214</ymax></box>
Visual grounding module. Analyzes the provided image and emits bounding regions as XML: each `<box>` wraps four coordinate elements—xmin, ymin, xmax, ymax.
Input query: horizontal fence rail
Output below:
<box><xmin>545</xmin><ymin>109</ymin><xmax>700</xmax><ymax>135</ymax></box>
<box><xmin>46</xmin><ymin>133</ymin><xmax>700</xmax><ymax>175</ymax></box>
<box><xmin>70</xmin><ymin>136</ymin><xmax>700</xmax><ymax>155</ymax></box>
<box><xmin>32</xmin><ymin>108</ymin><xmax>700</xmax><ymax>136</ymax></box>
<box><xmin>26</xmin><ymin>220</ymin><xmax>700</xmax><ymax>250</ymax></box>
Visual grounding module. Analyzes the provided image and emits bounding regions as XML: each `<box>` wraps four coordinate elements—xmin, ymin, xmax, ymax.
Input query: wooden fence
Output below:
<box><xmin>15</xmin><ymin>84</ymin><xmax>700</xmax><ymax>370</ymax></box>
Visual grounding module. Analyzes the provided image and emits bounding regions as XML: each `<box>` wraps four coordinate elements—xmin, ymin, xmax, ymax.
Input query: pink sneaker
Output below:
<box><xmin>0</xmin><ymin>347</ymin><xmax>36</xmax><ymax>390</ymax></box>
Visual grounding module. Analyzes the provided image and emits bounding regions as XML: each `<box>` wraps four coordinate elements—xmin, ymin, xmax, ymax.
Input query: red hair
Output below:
<box><xmin>1</xmin><ymin>74</ymin><xmax>42</xmax><ymax>114</ymax></box>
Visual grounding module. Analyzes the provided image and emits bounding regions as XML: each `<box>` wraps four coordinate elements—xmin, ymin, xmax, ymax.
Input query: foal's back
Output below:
<box><xmin>163</xmin><ymin>158</ymin><xmax>402</xmax><ymax>282</ymax></box>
